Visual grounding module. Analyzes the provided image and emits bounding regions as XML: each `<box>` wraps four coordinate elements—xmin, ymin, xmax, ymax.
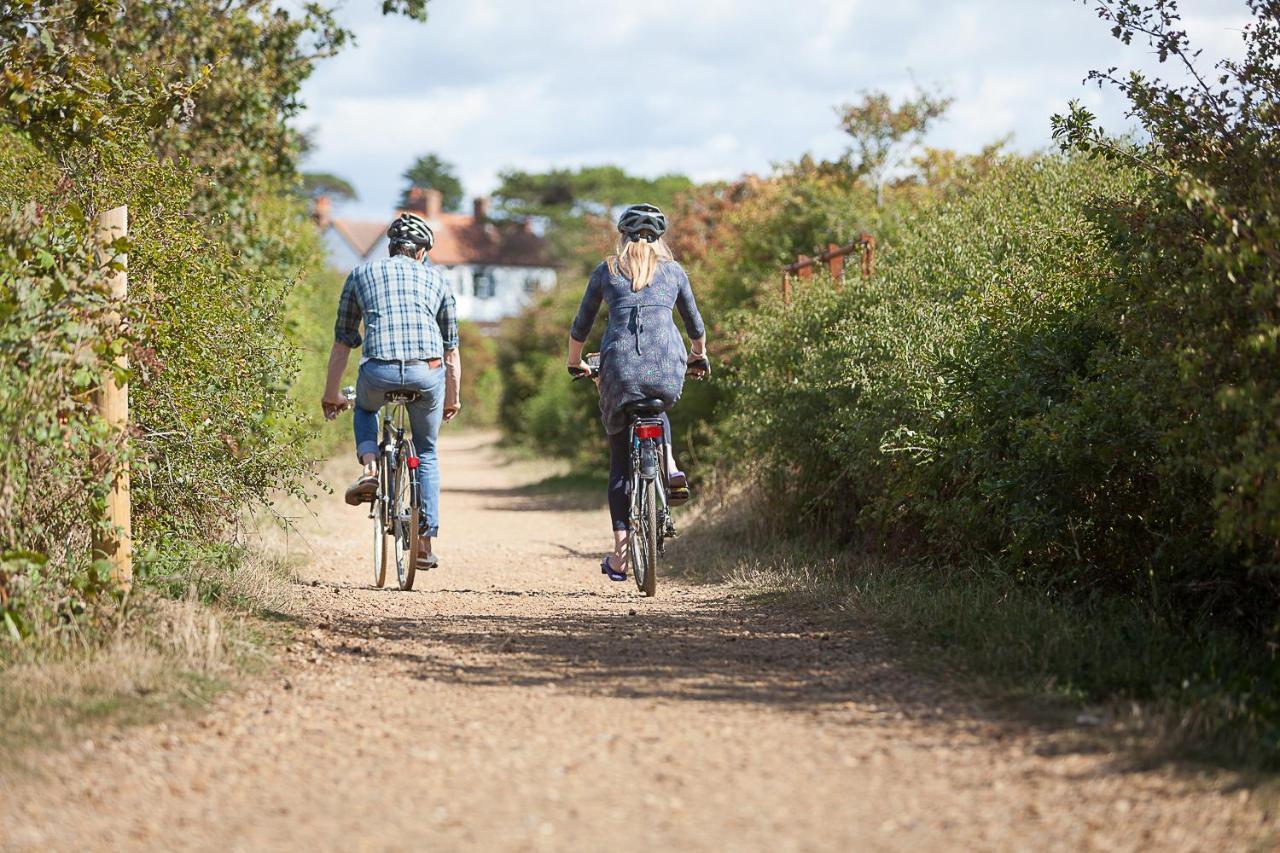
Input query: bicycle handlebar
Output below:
<box><xmin>569</xmin><ymin>353</ymin><xmax>710</xmax><ymax>381</ymax></box>
<box><xmin>569</xmin><ymin>353</ymin><xmax>602</xmax><ymax>381</ymax></box>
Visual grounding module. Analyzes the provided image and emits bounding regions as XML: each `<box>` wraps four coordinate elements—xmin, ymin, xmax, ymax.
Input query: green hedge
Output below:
<box><xmin>0</xmin><ymin>128</ymin><xmax>313</xmax><ymax>638</ymax></box>
<box><xmin>727</xmin><ymin>152</ymin><xmax>1277</xmax><ymax>624</ymax></box>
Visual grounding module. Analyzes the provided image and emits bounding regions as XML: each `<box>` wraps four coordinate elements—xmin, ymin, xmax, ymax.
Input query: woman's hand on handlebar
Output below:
<box><xmin>568</xmin><ymin>352</ymin><xmax>600</xmax><ymax>380</ymax></box>
<box><xmin>687</xmin><ymin>352</ymin><xmax>711</xmax><ymax>379</ymax></box>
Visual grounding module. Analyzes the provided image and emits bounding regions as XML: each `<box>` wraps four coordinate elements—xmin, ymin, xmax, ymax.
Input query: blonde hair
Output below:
<box><xmin>607</xmin><ymin>236</ymin><xmax>674</xmax><ymax>292</ymax></box>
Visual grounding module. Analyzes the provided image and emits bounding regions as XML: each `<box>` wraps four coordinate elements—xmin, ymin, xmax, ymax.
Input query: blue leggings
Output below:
<box><xmin>607</xmin><ymin>412</ymin><xmax>672</xmax><ymax>532</ymax></box>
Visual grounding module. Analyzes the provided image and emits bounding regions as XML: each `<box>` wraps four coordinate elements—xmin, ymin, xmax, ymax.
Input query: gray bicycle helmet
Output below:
<box><xmin>617</xmin><ymin>203</ymin><xmax>668</xmax><ymax>242</ymax></box>
<box><xmin>387</xmin><ymin>212</ymin><xmax>435</xmax><ymax>250</ymax></box>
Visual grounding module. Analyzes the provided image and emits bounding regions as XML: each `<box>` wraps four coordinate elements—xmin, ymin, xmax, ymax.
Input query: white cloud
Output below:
<box><xmin>299</xmin><ymin>0</ymin><xmax>1252</xmax><ymax>219</ymax></box>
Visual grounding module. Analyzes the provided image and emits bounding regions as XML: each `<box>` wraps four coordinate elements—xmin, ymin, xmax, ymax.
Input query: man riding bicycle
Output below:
<box><xmin>321</xmin><ymin>212</ymin><xmax>461</xmax><ymax>570</ymax></box>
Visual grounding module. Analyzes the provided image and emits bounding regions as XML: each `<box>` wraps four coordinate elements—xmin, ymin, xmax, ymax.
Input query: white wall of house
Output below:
<box><xmin>441</xmin><ymin>264</ymin><xmax>558</xmax><ymax>324</ymax></box>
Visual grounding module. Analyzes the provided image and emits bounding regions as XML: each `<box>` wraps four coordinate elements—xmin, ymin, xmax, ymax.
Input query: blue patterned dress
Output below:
<box><xmin>570</xmin><ymin>259</ymin><xmax>706</xmax><ymax>435</ymax></box>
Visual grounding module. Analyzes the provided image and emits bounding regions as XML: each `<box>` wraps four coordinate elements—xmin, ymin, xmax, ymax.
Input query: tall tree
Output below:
<box><xmin>493</xmin><ymin>165</ymin><xmax>691</xmax><ymax>220</ymax></box>
<box><xmin>302</xmin><ymin>172</ymin><xmax>358</xmax><ymax>201</ymax></box>
<box><xmin>400</xmin><ymin>153</ymin><xmax>464</xmax><ymax>211</ymax></box>
<box><xmin>837</xmin><ymin>87</ymin><xmax>952</xmax><ymax>205</ymax></box>
<box><xmin>492</xmin><ymin>165</ymin><xmax>693</xmax><ymax>274</ymax></box>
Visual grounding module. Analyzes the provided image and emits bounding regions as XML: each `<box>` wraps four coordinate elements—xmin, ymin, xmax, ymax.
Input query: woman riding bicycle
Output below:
<box><xmin>566</xmin><ymin>203</ymin><xmax>708</xmax><ymax>582</ymax></box>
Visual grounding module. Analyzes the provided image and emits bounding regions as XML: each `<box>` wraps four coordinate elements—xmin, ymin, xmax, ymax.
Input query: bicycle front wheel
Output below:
<box><xmin>372</xmin><ymin>500</ymin><xmax>389</xmax><ymax>588</ymax></box>
<box><xmin>629</xmin><ymin>476</ymin><xmax>658</xmax><ymax>597</ymax></box>
<box><xmin>392</xmin><ymin>437</ymin><xmax>420</xmax><ymax>591</ymax></box>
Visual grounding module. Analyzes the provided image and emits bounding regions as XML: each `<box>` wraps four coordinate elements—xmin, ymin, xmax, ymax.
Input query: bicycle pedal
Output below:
<box><xmin>665</xmin><ymin>523</ymin><xmax>678</xmax><ymax>538</ymax></box>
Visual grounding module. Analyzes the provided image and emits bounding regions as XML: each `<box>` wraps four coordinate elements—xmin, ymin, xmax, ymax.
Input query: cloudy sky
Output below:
<box><xmin>299</xmin><ymin>0</ymin><xmax>1251</xmax><ymax>219</ymax></box>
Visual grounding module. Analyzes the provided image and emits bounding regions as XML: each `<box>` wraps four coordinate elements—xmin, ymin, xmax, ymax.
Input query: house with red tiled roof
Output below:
<box><xmin>315</xmin><ymin>187</ymin><xmax>558</xmax><ymax>324</ymax></box>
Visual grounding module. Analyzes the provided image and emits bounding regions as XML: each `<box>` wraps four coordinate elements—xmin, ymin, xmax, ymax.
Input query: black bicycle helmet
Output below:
<box><xmin>617</xmin><ymin>203</ymin><xmax>668</xmax><ymax>242</ymax></box>
<box><xmin>387</xmin><ymin>212</ymin><xmax>435</xmax><ymax>250</ymax></box>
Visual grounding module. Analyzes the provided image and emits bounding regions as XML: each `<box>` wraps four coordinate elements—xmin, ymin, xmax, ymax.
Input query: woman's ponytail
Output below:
<box><xmin>607</xmin><ymin>236</ymin><xmax>674</xmax><ymax>291</ymax></box>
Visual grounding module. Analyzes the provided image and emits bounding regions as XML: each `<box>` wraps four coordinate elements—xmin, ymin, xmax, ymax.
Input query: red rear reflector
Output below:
<box><xmin>406</xmin><ymin>456</ymin><xmax>420</xmax><ymax>469</ymax></box>
<box><xmin>635</xmin><ymin>424</ymin><xmax>663</xmax><ymax>439</ymax></box>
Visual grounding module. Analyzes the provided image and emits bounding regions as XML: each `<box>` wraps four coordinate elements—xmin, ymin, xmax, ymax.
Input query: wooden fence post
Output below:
<box><xmin>797</xmin><ymin>256</ymin><xmax>813</xmax><ymax>281</ymax></box>
<box><xmin>93</xmin><ymin>206</ymin><xmax>131</xmax><ymax>589</ymax></box>
<box><xmin>781</xmin><ymin>271</ymin><xmax>792</xmax><ymax>304</ymax></box>
<box><xmin>827</xmin><ymin>242</ymin><xmax>844</xmax><ymax>287</ymax></box>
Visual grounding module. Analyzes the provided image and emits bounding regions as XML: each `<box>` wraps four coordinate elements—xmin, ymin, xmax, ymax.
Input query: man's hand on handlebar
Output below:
<box><xmin>321</xmin><ymin>389</ymin><xmax>350</xmax><ymax>421</ymax></box>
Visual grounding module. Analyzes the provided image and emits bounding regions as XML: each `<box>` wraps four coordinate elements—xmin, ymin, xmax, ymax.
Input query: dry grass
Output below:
<box><xmin>0</xmin><ymin>552</ymin><xmax>297</xmax><ymax>767</ymax></box>
<box><xmin>667</xmin><ymin>497</ymin><xmax>1280</xmax><ymax>774</ymax></box>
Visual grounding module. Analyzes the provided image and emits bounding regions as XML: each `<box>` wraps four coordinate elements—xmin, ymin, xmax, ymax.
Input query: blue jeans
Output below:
<box><xmin>354</xmin><ymin>359</ymin><xmax>445</xmax><ymax>537</ymax></box>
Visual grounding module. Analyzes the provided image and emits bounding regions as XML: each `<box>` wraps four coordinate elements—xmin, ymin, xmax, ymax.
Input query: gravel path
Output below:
<box><xmin>1</xmin><ymin>433</ymin><xmax>1272</xmax><ymax>851</ymax></box>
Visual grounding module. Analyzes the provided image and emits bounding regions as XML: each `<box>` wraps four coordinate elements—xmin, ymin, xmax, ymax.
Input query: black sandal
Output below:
<box><xmin>601</xmin><ymin>556</ymin><xmax>626</xmax><ymax>582</ymax></box>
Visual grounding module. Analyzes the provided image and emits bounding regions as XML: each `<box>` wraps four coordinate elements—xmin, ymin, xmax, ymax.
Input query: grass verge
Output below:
<box><xmin>670</xmin><ymin>500</ymin><xmax>1280</xmax><ymax>773</ymax></box>
<box><xmin>0</xmin><ymin>548</ymin><xmax>297</xmax><ymax>768</ymax></box>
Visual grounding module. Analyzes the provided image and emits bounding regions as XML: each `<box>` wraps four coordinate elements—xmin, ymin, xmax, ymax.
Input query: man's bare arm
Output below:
<box><xmin>321</xmin><ymin>342</ymin><xmax>352</xmax><ymax>420</ymax></box>
<box><xmin>443</xmin><ymin>348</ymin><xmax>461</xmax><ymax>423</ymax></box>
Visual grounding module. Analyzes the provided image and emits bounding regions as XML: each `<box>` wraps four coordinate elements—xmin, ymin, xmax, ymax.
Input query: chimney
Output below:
<box><xmin>472</xmin><ymin>196</ymin><xmax>490</xmax><ymax>222</ymax></box>
<box><xmin>405</xmin><ymin>187</ymin><xmax>444</xmax><ymax>220</ymax></box>
<box><xmin>312</xmin><ymin>194</ymin><xmax>332</xmax><ymax>228</ymax></box>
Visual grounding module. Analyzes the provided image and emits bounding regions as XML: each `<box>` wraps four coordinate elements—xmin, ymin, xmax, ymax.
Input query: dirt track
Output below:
<box><xmin>1</xmin><ymin>433</ymin><xmax>1272</xmax><ymax>851</ymax></box>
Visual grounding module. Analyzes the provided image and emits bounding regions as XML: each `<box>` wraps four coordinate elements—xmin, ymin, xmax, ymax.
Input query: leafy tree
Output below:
<box><xmin>837</xmin><ymin>87</ymin><xmax>953</xmax><ymax>205</ymax></box>
<box><xmin>0</xmin><ymin>0</ymin><xmax>431</xmax><ymax>636</ymax></box>
<box><xmin>1052</xmin><ymin>0</ymin><xmax>1280</xmax><ymax>596</ymax></box>
<box><xmin>302</xmin><ymin>172</ymin><xmax>358</xmax><ymax>201</ymax></box>
<box><xmin>494</xmin><ymin>165</ymin><xmax>691</xmax><ymax>220</ymax></box>
<box><xmin>493</xmin><ymin>165</ymin><xmax>692</xmax><ymax>276</ymax></box>
<box><xmin>401</xmin><ymin>153</ymin><xmax>464</xmax><ymax>211</ymax></box>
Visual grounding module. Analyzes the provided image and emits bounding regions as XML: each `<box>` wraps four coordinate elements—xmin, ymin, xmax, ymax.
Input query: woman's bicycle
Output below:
<box><xmin>342</xmin><ymin>385</ymin><xmax>422</xmax><ymax>591</ymax></box>
<box><xmin>571</xmin><ymin>354</ymin><xmax>709</xmax><ymax>597</ymax></box>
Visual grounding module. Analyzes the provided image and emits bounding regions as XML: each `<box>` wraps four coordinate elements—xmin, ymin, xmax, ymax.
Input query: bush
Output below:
<box><xmin>725</xmin><ymin>151</ymin><xmax>1278</xmax><ymax>610</ymax></box>
<box><xmin>721</xmin><ymin>146</ymin><xmax>1279</xmax><ymax>760</ymax></box>
<box><xmin>0</xmin><ymin>133</ymin><xmax>124</xmax><ymax>637</ymax></box>
<box><xmin>0</xmin><ymin>0</ymin><xmax>361</xmax><ymax>639</ymax></box>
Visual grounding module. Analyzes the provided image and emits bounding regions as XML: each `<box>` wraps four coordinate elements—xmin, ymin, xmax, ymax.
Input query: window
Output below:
<box><xmin>523</xmin><ymin>274</ymin><xmax>540</xmax><ymax>294</ymax></box>
<box><xmin>442</xmin><ymin>266</ymin><xmax>461</xmax><ymax>295</ymax></box>
<box><xmin>473</xmin><ymin>267</ymin><xmax>496</xmax><ymax>300</ymax></box>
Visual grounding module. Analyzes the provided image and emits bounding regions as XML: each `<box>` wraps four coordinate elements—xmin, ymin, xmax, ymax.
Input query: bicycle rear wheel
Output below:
<box><xmin>392</xmin><ymin>437</ymin><xmax>420</xmax><ymax>591</ymax></box>
<box><xmin>629</xmin><ymin>476</ymin><xmax>658</xmax><ymax>597</ymax></box>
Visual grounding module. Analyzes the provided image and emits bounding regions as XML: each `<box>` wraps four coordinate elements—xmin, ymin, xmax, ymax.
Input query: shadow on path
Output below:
<box><xmin>320</xmin><ymin>591</ymin><xmax>990</xmax><ymax>735</ymax></box>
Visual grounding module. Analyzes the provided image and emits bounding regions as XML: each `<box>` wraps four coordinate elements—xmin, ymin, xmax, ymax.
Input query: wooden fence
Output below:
<box><xmin>780</xmin><ymin>234</ymin><xmax>876</xmax><ymax>303</ymax></box>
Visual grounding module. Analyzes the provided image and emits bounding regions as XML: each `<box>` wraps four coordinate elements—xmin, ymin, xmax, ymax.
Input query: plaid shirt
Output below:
<box><xmin>334</xmin><ymin>255</ymin><xmax>459</xmax><ymax>361</ymax></box>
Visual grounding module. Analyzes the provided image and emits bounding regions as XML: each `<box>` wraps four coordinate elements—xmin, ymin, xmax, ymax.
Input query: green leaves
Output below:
<box><xmin>0</xmin><ymin>0</ymin><xmax>437</xmax><ymax>642</ymax></box>
<box><xmin>837</xmin><ymin>87</ymin><xmax>954</xmax><ymax>205</ymax></box>
<box><xmin>380</xmin><ymin>0</ymin><xmax>430</xmax><ymax>21</ymax></box>
<box><xmin>717</xmin><ymin>0</ymin><xmax>1280</xmax><ymax>655</ymax></box>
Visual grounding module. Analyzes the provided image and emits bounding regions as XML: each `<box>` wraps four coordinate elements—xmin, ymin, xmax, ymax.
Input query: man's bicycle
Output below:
<box><xmin>571</xmin><ymin>354</ymin><xmax>709</xmax><ymax>597</ymax></box>
<box><xmin>342</xmin><ymin>385</ymin><xmax>422</xmax><ymax>591</ymax></box>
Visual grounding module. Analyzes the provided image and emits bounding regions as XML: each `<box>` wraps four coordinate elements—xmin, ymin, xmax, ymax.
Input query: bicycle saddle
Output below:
<box><xmin>385</xmin><ymin>390</ymin><xmax>420</xmax><ymax>403</ymax></box>
<box><xmin>624</xmin><ymin>398</ymin><xmax>667</xmax><ymax>418</ymax></box>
